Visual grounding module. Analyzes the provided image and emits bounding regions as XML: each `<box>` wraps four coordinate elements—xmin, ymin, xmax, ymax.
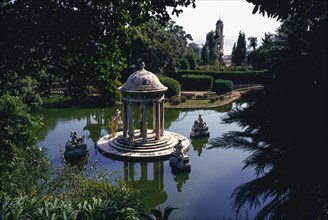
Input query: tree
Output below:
<box><xmin>201</xmin><ymin>31</ymin><xmax>220</xmax><ymax>65</ymax></box>
<box><xmin>0</xmin><ymin>0</ymin><xmax>196</xmax><ymax>105</ymax></box>
<box><xmin>121</xmin><ymin>20</ymin><xmax>193</xmax><ymax>76</ymax></box>
<box><xmin>0</xmin><ymin>95</ymin><xmax>36</xmax><ymax>158</ymax></box>
<box><xmin>211</xmin><ymin>0</ymin><xmax>328</xmax><ymax>219</ymax></box>
<box><xmin>179</xmin><ymin>58</ymin><xmax>190</xmax><ymax>70</ymax></box>
<box><xmin>247</xmin><ymin>33</ymin><xmax>274</xmax><ymax>69</ymax></box>
<box><xmin>247</xmin><ymin>37</ymin><xmax>258</xmax><ymax>50</ymax></box>
<box><xmin>231</xmin><ymin>31</ymin><xmax>247</xmax><ymax>66</ymax></box>
<box><xmin>201</xmin><ymin>45</ymin><xmax>210</xmax><ymax>65</ymax></box>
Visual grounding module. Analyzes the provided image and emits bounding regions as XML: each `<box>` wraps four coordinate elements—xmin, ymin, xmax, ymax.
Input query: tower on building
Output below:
<box><xmin>215</xmin><ymin>18</ymin><xmax>224</xmax><ymax>54</ymax></box>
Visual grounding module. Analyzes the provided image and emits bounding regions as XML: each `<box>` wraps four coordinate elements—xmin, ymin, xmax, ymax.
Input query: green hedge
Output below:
<box><xmin>175</xmin><ymin>69</ymin><xmax>271</xmax><ymax>85</ymax></box>
<box><xmin>213</xmin><ymin>79</ymin><xmax>234</xmax><ymax>94</ymax></box>
<box><xmin>157</xmin><ymin>75</ymin><xmax>181</xmax><ymax>98</ymax></box>
<box><xmin>181</xmin><ymin>74</ymin><xmax>213</xmax><ymax>91</ymax></box>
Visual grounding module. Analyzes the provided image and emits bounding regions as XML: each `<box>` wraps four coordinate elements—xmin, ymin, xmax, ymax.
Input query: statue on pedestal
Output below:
<box><xmin>170</xmin><ymin>139</ymin><xmax>191</xmax><ymax>171</ymax></box>
<box><xmin>190</xmin><ymin>114</ymin><xmax>210</xmax><ymax>138</ymax></box>
<box><xmin>64</xmin><ymin>131</ymin><xmax>87</xmax><ymax>158</ymax></box>
<box><xmin>114</xmin><ymin>109</ymin><xmax>123</xmax><ymax>131</ymax></box>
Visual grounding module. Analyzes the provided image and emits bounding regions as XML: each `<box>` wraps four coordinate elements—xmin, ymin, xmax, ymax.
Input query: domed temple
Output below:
<box><xmin>97</xmin><ymin>63</ymin><xmax>189</xmax><ymax>161</ymax></box>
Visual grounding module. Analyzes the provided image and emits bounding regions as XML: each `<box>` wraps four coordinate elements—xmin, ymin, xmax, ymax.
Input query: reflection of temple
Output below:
<box><xmin>124</xmin><ymin>161</ymin><xmax>167</xmax><ymax>209</ymax></box>
<box><xmin>84</xmin><ymin>111</ymin><xmax>105</xmax><ymax>143</ymax></box>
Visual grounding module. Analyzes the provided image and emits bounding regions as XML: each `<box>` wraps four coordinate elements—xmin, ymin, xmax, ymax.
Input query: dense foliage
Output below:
<box><xmin>213</xmin><ymin>79</ymin><xmax>234</xmax><ymax>95</ymax></box>
<box><xmin>0</xmin><ymin>95</ymin><xmax>39</xmax><ymax>162</ymax></box>
<box><xmin>0</xmin><ymin>0</ymin><xmax>195</xmax><ymax>106</ymax></box>
<box><xmin>246</xmin><ymin>33</ymin><xmax>274</xmax><ymax>70</ymax></box>
<box><xmin>122</xmin><ymin>20</ymin><xmax>193</xmax><ymax>77</ymax></box>
<box><xmin>157</xmin><ymin>75</ymin><xmax>181</xmax><ymax>98</ymax></box>
<box><xmin>0</xmin><ymin>95</ymin><xmax>142</xmax><ymax>219</ymax></box>
<box><xmin>231</xmin><ymin>31</ymin><xmax>247</xmax><ymax>66</ymax></box>
<box><xmin>210</xmin><ymin>0</ymin><xmax>327</xmax><ymax>219</ymax></box>
<box><xmin>178</xmin><ymin>70</ymin><xmax>271</xmax><ymax>84</ymax></box>
<box><xmin>201</xmin><ymin>31</ymin><xmax>222</xmax><ymax>65</ymax></box>
<box><xmin>181</xmin><ymin>74</ymin><xmax>213</xmax><ymax>91</ymax></box>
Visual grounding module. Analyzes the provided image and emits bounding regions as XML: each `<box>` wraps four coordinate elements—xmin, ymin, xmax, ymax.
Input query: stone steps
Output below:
<box><xmin>109</xmin><ymin>136</ymin><xmax>176</xmax><ymax>153</ymax></box>
<box><xmin>97</xmin><ymin>130</ymin><xmax>189</xmax><ymax>160</ymax></box>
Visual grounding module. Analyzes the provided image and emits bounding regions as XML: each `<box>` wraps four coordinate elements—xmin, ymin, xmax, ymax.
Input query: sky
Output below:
<box><xmin>170</xmin><ymin>0</ymin><xmax>281</xmax><ymax>55</ymax></box>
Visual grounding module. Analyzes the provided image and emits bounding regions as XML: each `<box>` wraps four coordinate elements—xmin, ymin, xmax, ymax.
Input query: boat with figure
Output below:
<box><xmin>190</xmin><ymin>114</ymin><xmax>210</xmax><ymax>138</ymax></box>
<box><xmin>64</xmin><ymin>131</ymin><xmax>88</xmax><ymax>158</ymax></box>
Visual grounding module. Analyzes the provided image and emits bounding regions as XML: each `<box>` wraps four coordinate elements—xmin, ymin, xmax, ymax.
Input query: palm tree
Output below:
<box><xmin>209</xmin><ymin>1</ymin><xmax>327</xmax><ymax>218</ymax></box>
<box><xmin>247</xmin><ymin>37</ymin><xmax>258</xmax><ymax>50</ymax></box>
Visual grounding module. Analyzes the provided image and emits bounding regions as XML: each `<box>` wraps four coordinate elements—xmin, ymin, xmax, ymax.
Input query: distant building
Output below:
<box><xmin>215</xmin><ymin>18</ymin><xmax>224</xmax><ymax>54</ymax></box>
<box><xmin>223</xmin><ymin>55</ymin><xmax>232</xmax><ymax>67</ymax></box>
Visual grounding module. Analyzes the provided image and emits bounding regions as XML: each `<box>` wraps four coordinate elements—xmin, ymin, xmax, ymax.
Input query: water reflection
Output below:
<box><xmin>32</xmin><ymin>103</ymin><xmax>263</xmax><ymax>219</ymax></box>
<box><xmin>171</xmin><ymin>168</ymin><xmax>190</xmax><ymax>192</ymax></box>
<box><xmin>123</xmin><ymin>161</ymin><xmax>167</xmax><ymax>210</ymax></box>
<box><xmin>190</xmin><ymin>137</ymin><xmax>209</xmax><ymax>156</ymax></box>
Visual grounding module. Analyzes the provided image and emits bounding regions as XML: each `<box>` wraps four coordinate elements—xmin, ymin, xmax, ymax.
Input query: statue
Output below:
<box><xmin>173</xmin><ymin>139</ymin><xmax>184</xmax><ymax>155</ymax></box>
<box><xmin>190</xmin><ymin>114</ymin><xmax>209</xmax><ymax>138</ymax></box>
<box><xmin>170</xmin><ymin>139</ymin><xmax>191</xmax><ymax>171</ymax></box>
<box><xmin>70</xmin><ymin>130</ymin><xmax>84</xmax><ymax>145</ymax></box>
<box><xmin>64</xmin><ymin>130</ymin><xmax>87</xmax><ymax>159</ymax></box>
<box><xmin>114</xmin><ymin>109</ymin><xmax>122</xmax><ymax>122</ymax></box>
<box><xmin>114</xmin><ymin>109</ymin><xmax>123</xmax><ymax>131</ymax></box>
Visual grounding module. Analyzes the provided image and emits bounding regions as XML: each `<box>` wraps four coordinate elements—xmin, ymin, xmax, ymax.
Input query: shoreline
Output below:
<box><xmin>164</xmin><ymin>85</ymin><xmax>264</xmax><ymax>109</ymax></box>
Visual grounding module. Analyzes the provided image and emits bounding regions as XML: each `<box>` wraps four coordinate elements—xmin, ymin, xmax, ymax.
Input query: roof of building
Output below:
<box><xmin>216</xmin><ymin>18</ymin><xmax>223</xmax><ymax>25</ymax></box>
<box><xmin>119</xmin><ymin>64</ymin><xmax>167</xmax><ymax>93</ymax></box>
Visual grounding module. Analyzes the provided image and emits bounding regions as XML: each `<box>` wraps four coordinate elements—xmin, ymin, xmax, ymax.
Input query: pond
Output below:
<box><xmin>33</xmin><ymin>102</ymin><xmax>261</xmax><ymax>219</ymax></box>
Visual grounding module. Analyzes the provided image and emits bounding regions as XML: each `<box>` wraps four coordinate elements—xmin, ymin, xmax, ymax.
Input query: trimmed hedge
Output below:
<box><xmin>157</xmin><ymin>75</ymin><xmax>181</xmax><ymax>98</ymax></box>
<box><xmin>213</xmin><ymin>79</ymin><xmax>234</xmax><ymax>94</ymax></box>
<box><xmin>181</xmin><ymin>74</ymin><xmax>213</xmax><ymax>91</ymax></box>
<box><xmin>175</xmin><ymin>69</ymin><xmax>271</xmax><ymax>85</ymax></box>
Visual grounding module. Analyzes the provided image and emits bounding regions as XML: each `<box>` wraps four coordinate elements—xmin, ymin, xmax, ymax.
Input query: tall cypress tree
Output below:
<box><xmin>231</xmin><ymin>31</ymin><xmax>247</xmax><ymax>66</ymax></box>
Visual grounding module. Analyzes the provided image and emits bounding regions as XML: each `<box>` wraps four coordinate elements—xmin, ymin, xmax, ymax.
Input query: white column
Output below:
<box><xmin>142</xmin><ymin>103</ymin><xmax>147</xmax><ymax>141</ymax></box>
<box><xmin>155</xmin><ymin>101</ymin><xmax>160</xmax><ymax>140</ymax></box>
<box><xmin>152</xmin><ymin>102</ymin><xmax>156</xmax><ymax>133</ymax></box>
<box><xmin>160</xmin><ymin>100</ymin><xmax>164</xmax><ymax>136</ymax></box>
<box><xmin>122</xmin><ymin>100</ymin><xmax>127</xmax><ymax>137</ymax></box>
<box><xmin>128</xmin><ymin>102</ymin><xmax>134</xmax><ymax>140</ymax></box>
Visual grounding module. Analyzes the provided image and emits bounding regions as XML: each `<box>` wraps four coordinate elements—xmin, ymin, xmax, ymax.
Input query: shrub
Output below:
<box><xmin>0</xmin><ymin>195</ymin><xmax>139</xmax><ymax>219</ymax></box>
<box><xmin>180</xmin><ymin>96</ymin><xmax>187</xmax><ymax>103</ymax></box>
<box><xmin>181</xmin><ymin>74</ymin><xmax>213</xmax><ymax>91</ymax></box>
<box><xmin>0</xmin><ymin>94</ymin><xmax>38</xmax><ymax>160</ymax></box>
<box><xmin>170</xmin><ymin>96</ymin><xmax>181</xmax><ymax>105</ymax></box>
<box><xmin>213</xmin><ymin>79</ymin><xmax>234</xmax><ymax>95</ymax></box>
<box><xmin>209</xmin><ymin>96</ymin><xmax>219</xmax><ymax>103</ymax></box>
<box><xmin>179</xmin><ymin>58</ymin><xmax>190</xmax><ymax>70</ymax></box>
<box><xmin>184</xmin><ymin>54</ymin><xmax>197</xmax><ymax>70</ymax></box>
<box><xmin>157</xmin><ymin>75</ymin><xmax>181</xmax><ymax>98</ymax></box>
<box><xmin>177</xmin><ymin>69</ymin><xmax>271</xmax><ymax>84</ymax></box>
<box><xmin>209</xmin><ymin>97</ymin><xmax>216</xmax><ymax>103</ymax></box>
<box><xmin>195</xmin><ymin>94</ymin><xmax>208</xmax><ymax>99</ymax></box>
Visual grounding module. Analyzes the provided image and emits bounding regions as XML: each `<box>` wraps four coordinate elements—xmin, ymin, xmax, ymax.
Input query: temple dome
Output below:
<box><xmin>119</xmin><ymin>67</ymin><xmax>167</xmax><ymax>93</ymax></box>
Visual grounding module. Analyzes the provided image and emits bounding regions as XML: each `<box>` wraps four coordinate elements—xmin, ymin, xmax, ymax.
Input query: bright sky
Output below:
<box><xmin>171</xmin><ymin>0</ymin><xmax>281</xmax><ymax>55</ymax></box>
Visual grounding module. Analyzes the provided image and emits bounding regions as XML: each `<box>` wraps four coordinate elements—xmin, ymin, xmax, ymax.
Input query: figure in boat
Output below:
<box><xmin>64</xmin><ymin>131</ymin><xmax>87</xmax><ymax>158</ymax></box>
<box><xmin>114</xmin><ymin>109</ymin><xmax>123</xmax><ymax>131</ymax></box>
<box><xmin>190</xmin><ymin>114</ymin><xmax>210</xmax><ymax>138</ymax></box>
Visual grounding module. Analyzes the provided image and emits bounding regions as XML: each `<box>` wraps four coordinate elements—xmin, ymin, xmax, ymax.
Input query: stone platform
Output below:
<box><xmin>97</xmin><ymin>130</ymin><xmax>189</xmax><ymax>161</ymax></box>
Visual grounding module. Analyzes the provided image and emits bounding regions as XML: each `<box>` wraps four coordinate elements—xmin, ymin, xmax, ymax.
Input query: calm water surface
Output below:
<box><xmin>33</xmin><ymin>102</ymin><xmax>260</xmax><ymax>219</ymax></box>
